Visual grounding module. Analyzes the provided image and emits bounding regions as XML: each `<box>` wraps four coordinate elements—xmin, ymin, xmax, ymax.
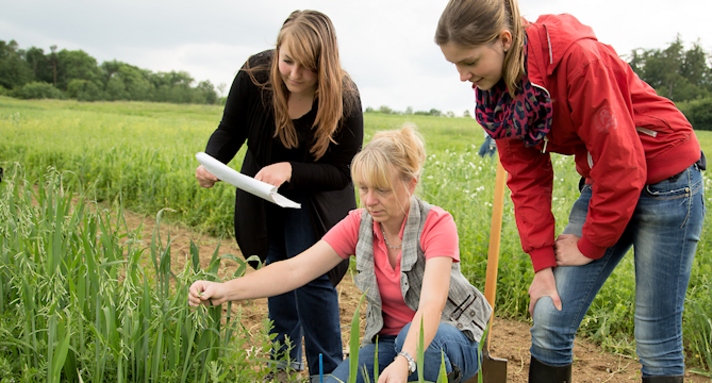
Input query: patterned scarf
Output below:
<box><xmin>474</xmin><ymin>38</ymin><xmax>553</xmax><ymax>147</ymax></box>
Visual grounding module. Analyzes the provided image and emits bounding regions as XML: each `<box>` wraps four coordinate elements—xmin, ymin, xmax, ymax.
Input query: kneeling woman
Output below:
<box><xmin>188</xmin><ymin>125</ymin><xmax>491</xmax><ymax>383</ymax></box>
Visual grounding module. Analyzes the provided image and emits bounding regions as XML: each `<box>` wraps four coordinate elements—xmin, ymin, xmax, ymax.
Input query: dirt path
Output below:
<box><xmin>123</xmin><ymin>209</ymin><xmax>710</xmax><ymax>383</ymax></box>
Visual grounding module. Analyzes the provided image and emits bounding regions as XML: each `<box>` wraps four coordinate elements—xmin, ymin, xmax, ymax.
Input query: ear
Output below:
<box><xmin>407</xmin><ymin>177</ymin><xmax>417</xmax><ymax>195</ymax></box>
<box><xmin>499</xmin><ymin>30</ymin><xmax>513</xmax><ymax>52</ymax></box>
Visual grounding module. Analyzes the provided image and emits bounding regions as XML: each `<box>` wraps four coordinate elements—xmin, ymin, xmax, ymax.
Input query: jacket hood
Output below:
<box><xmin>525</xmin><ymin>14</ymin><xmax>598</xmax><ymax>81</ymax></box>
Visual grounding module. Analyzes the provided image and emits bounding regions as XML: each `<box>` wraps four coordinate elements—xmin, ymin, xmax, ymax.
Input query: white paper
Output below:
<box><xmin>195</xmin><ymin>152</ymin><xmax>301</xmax><ymax>209</ymax></box>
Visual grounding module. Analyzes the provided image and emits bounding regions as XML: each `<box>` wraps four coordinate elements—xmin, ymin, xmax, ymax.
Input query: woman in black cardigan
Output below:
<box><xmin>195</xmin><ymin>10</ymin><xmax>363</xmax><ymax>382</ymax></box>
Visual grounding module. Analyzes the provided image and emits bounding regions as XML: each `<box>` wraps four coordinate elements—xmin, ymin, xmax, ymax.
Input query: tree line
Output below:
<box><xmin>1</xmin><ymin>36</ymin><xmax>711</xmax><ymax>129</ymax></box>
<box><xmin>0</xmin><ymin>39</ymin><xmax>221</xmax><ymax>104</ymax></box>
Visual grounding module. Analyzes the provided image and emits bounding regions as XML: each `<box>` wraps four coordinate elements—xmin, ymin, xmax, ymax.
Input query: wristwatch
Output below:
<box><xmin>397</xmin><ymin>351</ymin><xmax>416</xmax><ymax>374</ymax></box>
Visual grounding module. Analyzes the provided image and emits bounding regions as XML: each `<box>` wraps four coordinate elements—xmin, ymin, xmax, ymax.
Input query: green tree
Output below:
<box><xmin>24</xmin><ymin>46</ymin><xmax>52</xmax><ymax>83</ymax></box>
<box><xmin>0</xmin><ymin>40</ymin><xmax>33</xmax><ymax>90</ymax></box>
<box><xmin>378</xmin><ymin>105</ymin><xmax>393</xmax><ymax>114</ymax></box>
<box><xmin>56</xmin><ymin>49</ymin><xmax>103</xmax><ymax>91</ymax></box>
<box><xmin>629</xmin><ymin>35</ymin><xmax>711</xmax><ymax>102</ymax></box>
<box><xmin>193</xmin><ymin>80</ymin><xmax>218</xmax><ymax>104</ymax></box>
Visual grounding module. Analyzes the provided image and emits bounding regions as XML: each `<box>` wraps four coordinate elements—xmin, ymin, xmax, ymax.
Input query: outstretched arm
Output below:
<box><xmin>188</xmin><ymin>240</ymin><xmax>343</xmax><ymax>307</ymax></box>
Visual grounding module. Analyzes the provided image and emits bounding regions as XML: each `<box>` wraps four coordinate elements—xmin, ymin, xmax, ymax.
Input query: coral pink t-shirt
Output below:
<box><xmin>323</xmin><ymin>206</ymin><xmax>459</xmax><ymax>335</ymax></box>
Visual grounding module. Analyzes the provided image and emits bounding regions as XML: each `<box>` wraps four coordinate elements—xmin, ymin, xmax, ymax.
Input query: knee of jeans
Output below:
<box><xmin>530</xmin><ymin>298</ymin><xmax>575</xmax><ymax>359</ymax></box>
<box><xmin>423</xmin><ymin>345</ymin><xmax>452</xmax><ymax>369</ymax></box>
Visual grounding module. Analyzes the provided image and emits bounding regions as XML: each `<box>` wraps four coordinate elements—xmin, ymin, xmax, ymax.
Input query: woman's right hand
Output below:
<box><xmin>528</xmin><ymin>267</ymin><xmax>562</xmax><ymax>317</ymax></box>
<box><xmin>188</xmin><ymin>280</ymin><xmax>227</xmax><ymax>307</ymax></box>
<box><xmin>196</xmin><ymin>165</ymin><xmax>219</xmax><ymax>188</ymax></box>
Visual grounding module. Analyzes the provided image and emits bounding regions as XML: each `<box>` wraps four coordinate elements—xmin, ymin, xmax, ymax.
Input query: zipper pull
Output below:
<box><xmin>541</xmin><ymin>137</ymin><xmax>549</xmax><ymax>153</ymax></box>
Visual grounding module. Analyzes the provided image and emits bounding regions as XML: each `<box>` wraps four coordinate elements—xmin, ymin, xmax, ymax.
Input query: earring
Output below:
<box><xmin>504</xmin><ymin>48</ymin><xmax>508</xmax><ymax>53</ymax></box>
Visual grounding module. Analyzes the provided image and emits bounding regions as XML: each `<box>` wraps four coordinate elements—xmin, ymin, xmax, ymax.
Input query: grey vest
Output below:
<box><xmin>353</xmin><ymin>197</ymin><xmax>492</xmax><ymax>346</ymax></box>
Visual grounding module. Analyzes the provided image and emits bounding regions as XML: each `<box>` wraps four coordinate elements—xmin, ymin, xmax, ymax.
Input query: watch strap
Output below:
<box><xmin>397</xmin><ymin>351</ymin><xmax>416</xmax><ymax>374</ymax></box>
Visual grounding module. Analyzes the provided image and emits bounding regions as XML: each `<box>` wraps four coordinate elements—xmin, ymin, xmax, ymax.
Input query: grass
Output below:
<box><xmin>0</xmin><ymin>165</ymin><xmax>280</xmax><ymax>382</ymax></box>
<box><xmin>1</xmin><ymin>96</ymin><xmax>711</xmax><ymax>378</ymax></box>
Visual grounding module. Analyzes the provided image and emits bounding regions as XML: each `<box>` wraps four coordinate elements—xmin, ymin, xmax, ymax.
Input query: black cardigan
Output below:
<box><xmin>205</xmin><ymin>50</ymin><xmax>364</xmax><ymax>286</ymax></box>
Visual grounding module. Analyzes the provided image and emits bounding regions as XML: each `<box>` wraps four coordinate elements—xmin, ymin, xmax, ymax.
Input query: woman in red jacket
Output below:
<box><xmin>435</xmin><ymin>0</ymin><xmax>706</xmax><ymax>382</ymax></box>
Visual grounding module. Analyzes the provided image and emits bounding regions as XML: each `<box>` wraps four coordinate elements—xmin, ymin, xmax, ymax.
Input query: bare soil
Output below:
<box><xmin>122</xmin><ymin>209</ymin><xmax>711</xmax><ymax>383</ymax></box>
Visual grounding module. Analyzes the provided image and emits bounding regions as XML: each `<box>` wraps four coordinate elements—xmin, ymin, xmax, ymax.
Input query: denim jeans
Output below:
<box><xmin>265</xmin><ymin>194</ymin><xmax>343</xmax><ymax>377</ymax></box>
<box><xmin>530</xmin><ymin>164</ymin><xmax>705</xmax><ymax>377</ymax></box>
<box><xmin>326</xmin><ymin>322</ymin><xmax>480</xmax><ymax>383</ymax></box>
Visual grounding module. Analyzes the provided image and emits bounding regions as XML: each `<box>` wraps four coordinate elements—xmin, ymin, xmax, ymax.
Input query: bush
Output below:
<box><xmin>67</xmin><ymin>79</ymin><xmax>104</xmax><ymax>101</ymax></box>
<box><xmin>16</xmin><ymin>81</ymin><xmax>65</xmax><ymax>100</ymax></box>
<box><xmin>678</xmin><ymin>97</ymin><xmax>712</xmax><ymax>131</ymax></box>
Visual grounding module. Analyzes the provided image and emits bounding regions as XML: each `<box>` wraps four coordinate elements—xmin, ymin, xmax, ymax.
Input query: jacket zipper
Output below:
<box><xmin>529</xmin><ymin>82</ymin><xmax>551</xmax><ymax>154</ymax></box>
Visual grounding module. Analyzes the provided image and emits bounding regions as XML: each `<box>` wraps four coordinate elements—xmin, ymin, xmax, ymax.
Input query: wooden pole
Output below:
<box><xmin>484</xmin><ymin>157</ymin><xmax>507</xmax><ymax>351</ymax></box>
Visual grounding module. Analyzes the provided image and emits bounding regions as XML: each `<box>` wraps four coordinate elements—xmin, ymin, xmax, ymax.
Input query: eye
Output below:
<box><xmin>465</xmin><ymin>60</ymin><xmax>478</xmax><ymax>66</ymax></box>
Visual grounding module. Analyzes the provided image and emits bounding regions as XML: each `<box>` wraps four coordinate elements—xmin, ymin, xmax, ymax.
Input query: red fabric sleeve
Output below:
<box><xmin>497</xmin><ymin>138</ymin><xmax>557</xmax><ymax>272</ymax></box>
<box><xmin>565</xmin><ymin>41</ymin><xmax>647</xmax><ymax>258</ymax></box>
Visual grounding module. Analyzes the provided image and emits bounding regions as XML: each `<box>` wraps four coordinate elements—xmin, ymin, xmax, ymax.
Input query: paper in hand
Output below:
<box><xmin>195</xmin><ymin>152</ymin><xmax>301</xmax><ymax>209</ymax></box>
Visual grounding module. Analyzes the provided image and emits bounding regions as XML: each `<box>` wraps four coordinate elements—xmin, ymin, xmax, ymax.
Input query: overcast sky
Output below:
<box><xmin>3</xmin><ymin>0</ymin><xmax>712</xmax><ymax>116</ymax></box>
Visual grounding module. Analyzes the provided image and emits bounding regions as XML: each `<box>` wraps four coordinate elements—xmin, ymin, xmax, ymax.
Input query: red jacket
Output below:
<box><xmin>497</xmin><ymin>14</ymin><xmax>701</xmax><ymax>272</ymax></box>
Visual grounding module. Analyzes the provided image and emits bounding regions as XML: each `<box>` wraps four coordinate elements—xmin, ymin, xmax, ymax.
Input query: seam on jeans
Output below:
<box><xmin>644</xmin><ymin>177</ymin><xmax>702</xmax><ymax>200</ymax></box>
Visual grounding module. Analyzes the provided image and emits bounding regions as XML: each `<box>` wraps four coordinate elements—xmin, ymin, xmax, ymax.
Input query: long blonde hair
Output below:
<box><xmin>247</xmin><ymin>10</ymin><xmax>355</xmax><ymax>160</ymax></box>
<box><xmin>435</xmin><ymin>0</ymin><xmax>526</xmax><ymax>94</ymax></box>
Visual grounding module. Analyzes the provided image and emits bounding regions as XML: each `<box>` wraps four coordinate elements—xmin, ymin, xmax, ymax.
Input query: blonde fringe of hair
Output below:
<box><xmin>350</xmin><ymin>123</ymin><xmax>427</xmax><ymax>193</ymax></box>
<box><xmin>435</xmin><ymin>0</ymin><xmax>526</xmax><ymax>94</ymax></box>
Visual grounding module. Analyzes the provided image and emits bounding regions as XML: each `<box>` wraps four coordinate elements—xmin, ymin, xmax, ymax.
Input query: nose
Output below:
<box><xmin>363</xmin><ymin>190</ymin><xmax>377</xmax><ymax>206</ymax></box>
<box><xmin>290</xmin><ymin>64</ymin><xmax>302</xmax><ymax>80</ymax></box>
<box><xmin>457</xmin><ymin>66</ymin><xmax>472</xmax><ymax>82</ymax></box>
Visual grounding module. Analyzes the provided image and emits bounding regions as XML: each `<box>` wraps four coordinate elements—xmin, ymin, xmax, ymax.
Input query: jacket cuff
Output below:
<box><xmin>577</xmin><ymin>236</ymin><xmax>607</xmax><ymax>259</ymax></box>
<box><xmin>530</xmin><ymin>246</ymin><xmax>557</xmax><ymax>272</ymax></box>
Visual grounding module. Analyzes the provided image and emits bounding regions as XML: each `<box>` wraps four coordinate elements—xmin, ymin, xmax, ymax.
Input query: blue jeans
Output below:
<box><xmin>326</xmin><ymin>322</ymin><xmax>480</xmax><ymax>383</ymax></box>
<box><xmin>530</xmin><ymin>164</ymin><xmax>705</xmax><ymax>377</ymax></box>
<box><xmin>265</xmin><ymin>195</ymin><xmax>343</xmax><ymax>378</ymax></box>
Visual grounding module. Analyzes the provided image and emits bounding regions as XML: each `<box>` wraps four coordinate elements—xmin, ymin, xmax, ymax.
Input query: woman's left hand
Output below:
<box><xmin>254</xmin><ymin>162</ymin><xmax>292</xmax><ymax>188</ymax></box>
<box><xmin>377</xmin><ymin>357</ymin><xmax>410</xmax><ymax>383</ymax></box>
<box><xmin>555</xmin><ymin>234</ymin><xmax>593</xmax><ymax>266</ymax></box>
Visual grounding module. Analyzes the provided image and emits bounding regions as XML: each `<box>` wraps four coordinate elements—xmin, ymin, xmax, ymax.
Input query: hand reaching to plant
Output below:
<box><xmin>188</xmin><ymin>280</ymin><xmax>226</xmax><ymax>307</ymax></box>
<box><xmin>195</xmin><ymin>165</ymin><xmax>219</xmax><ymax>188</ymax></box>
<box><xmin>254</xmin><ymin>162</ymin><xmax>292</xmax><ymax>188</ymax></box>
<box><xmin>377</xmin><ymin>356</ymin><xmax>410</xmax><ymax>383</ymax></box>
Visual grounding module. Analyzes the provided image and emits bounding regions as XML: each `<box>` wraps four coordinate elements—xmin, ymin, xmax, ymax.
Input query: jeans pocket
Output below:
<box><xmin>644</xmin><ymin>172</ymin><xmax>702</xmax><ymax>200</ymax></box>
<box><xmin>644</xmin><ymin>183</ymin><xmax>693</xmax><ymax>200</ymax></box>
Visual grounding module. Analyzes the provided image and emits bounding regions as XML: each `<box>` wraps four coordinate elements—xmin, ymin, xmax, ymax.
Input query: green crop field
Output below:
<box><xmin>1</xmin><ymin>96</ymin><xmax>710</xmax><ymax>381</ymax></box>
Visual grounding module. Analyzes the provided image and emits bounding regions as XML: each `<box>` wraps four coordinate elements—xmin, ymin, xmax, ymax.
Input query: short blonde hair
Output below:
<box><xmin>351</xmin><ymin>123</ymin><xmax>426</xmax><ymax>191</ymax></box>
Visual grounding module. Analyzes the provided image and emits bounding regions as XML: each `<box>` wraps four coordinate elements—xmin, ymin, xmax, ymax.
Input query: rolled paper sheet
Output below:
<box><xmin>195</xmin><ymin>152</ymin><xmax>301</xmax><ymax>209</ymax></box>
